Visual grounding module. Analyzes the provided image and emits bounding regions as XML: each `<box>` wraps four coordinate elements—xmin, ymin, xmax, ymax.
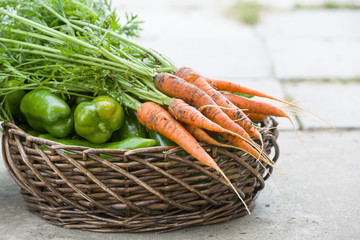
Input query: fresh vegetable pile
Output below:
<box><xmin>0</xmin><ymin>0</ymin><xmax>303</xmax><ymax>211</ymax></box>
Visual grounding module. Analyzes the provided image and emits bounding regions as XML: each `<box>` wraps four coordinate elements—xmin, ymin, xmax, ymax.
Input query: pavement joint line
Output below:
<box><xmin>279</xmin><ymin>78</ymin><xmax>360</xmax><ymax>83</ymax></box>
<box><xmin>294</xmin><ymin>3</ymin><xmax>360</xmax><ymax>10</ymax></box>
<box><xmin>281</xmin><ymin>127</ymin><xmax>357</xmax><ymax>132</ymax></box>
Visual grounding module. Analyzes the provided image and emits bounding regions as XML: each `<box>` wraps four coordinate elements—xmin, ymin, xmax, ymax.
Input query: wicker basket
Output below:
<box><xmin>1</xmin><ymin>118</ymin><xmax>279</xmax><ymax>233</ymax></box>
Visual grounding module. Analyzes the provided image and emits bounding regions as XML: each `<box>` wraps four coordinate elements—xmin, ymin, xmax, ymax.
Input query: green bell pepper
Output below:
<box><xmin>18</xmin><ymin>123</ymin><xmax>41</xmax><ymax>136</ymax></box>
<box><xmin>18</xmin><ymin>123</ymin><xmax>31</xmax><ymax>132</ymax></box>
<box><xmin>76</xmin><ymin>96</ymin><xmax>92</xmax><ymax>105</ymax></box>
<box><xmin>70</xmin><ymin>96</ymin><xmax>92</xmax><ymax>112</ymax></box>
<box><xmin>147</xmin><ymin>130</ymin><xmax>187</xmax><ymax>156</ymax></box>
<box><xmin>5</xmin><ymin>80</ymin><xmax>26</xmax><ymax>120</ymax></box>
<box><xmin>148</xmin><ymin>130</ymin><xmax>177</xmax><ymax>146</ymax></box>
<box><xmin>74</xmin><ymin>95</ymin><xmax>124</xmax><ymax>144</ymax></box>
<box><xmin>20</xmin><ymin>89</ymin><xmax>74</xmax><ymax>138</ymax></box>
<box><xmin>38</xmin><ymin>134</ymin><xmax>98</xmax><ymax>148</ymax></box>
<box><xmin>38</xmin><ymin>134</ymin><xmax>156</xmax><ymax>150</ymax></box>
<box><xmin>111</xmin><ymin>110</ymin><xmax>148</xmax><ymax>141</ymax></box>
<box><xmin>104</xmin><ymin>137</ymin><xmax>156</xmax><ymax>150</ymax></box>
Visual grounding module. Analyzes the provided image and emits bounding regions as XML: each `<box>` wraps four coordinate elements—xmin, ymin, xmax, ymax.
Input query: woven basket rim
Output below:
<box><xmin>1</xmin><ymin>121</ymin><xmax>189</xmax><ymax>153</ymax></box>
<box><xmin>1</xmin><ymin>118</ymin><xmax>279</xmax><ymax>151</ymax></box>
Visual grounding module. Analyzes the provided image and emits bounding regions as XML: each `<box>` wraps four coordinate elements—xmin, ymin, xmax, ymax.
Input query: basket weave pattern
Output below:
<box><xmin>1</xmin><ymin>119</ymin><xmax>279</xmax><ymax>232</ymax></box>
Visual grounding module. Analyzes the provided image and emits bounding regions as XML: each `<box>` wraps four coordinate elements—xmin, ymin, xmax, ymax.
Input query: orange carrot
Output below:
<box><xmin>169</xmin><ymin>98</ymin><xmax>240</xmax><ymax>135</ymax></box>
<box><xmin>206</xmin><ymin>77</ymin><xmax>290</xmax><ymax>103</ymax></box>
<box><xmin>183</xmin><ymin>123</ymin><xmax>243</xmax><ymax>150</ymax></box>
<box><xmin>184</xmin><ymin>123</ymin><xmax>272</xmax><ymax>165</ymax></box>
<box><xmin>196</xmin><ymin>71</ymin><xmax>335</xmax><ymax>127</ymax></box>
<box><xmin>246</xmin><ymin>112</ymin><xmax>267</xmax><ymax>123</ymax></box>
<box><xmin>137</xmin><ymin>102</ymin><xmax>250</xmax><ymax>212</ymax></box>
<box><xmin>175</xmin><ymin>67</ymin><xmax>261</xmax><ymax>140</ymax></box>
<box><xmin>183</xmin><ymin>123</ymin><xmax>225</xmax><ymax>145</ymax></box>
<box><xmin>215</xmin><ymin>80</ymin><xmax>321</xmax><ymax>162</ymax></box>
<box><xmin>154</xmin><ymin>73</ymin><xmax>272</xmax><ymax>165</ymax></box>
<box><xmin>137</xmin><ymin>102</ymin><xmax>217</xmax><ymax>168</ymax></box>
<box><xmin>154</xmin><ymin>73</ymin><xmax>253</xmax><ymax>144</ymax></box>
<box><xmin>205</xmin><ymin>77</ymin><xmax>313</xmax><ymax>116</ymax></box>
<box><xmin>185</xmin><ymin>121</ymin><xmax>273</xmax><ymax>166</ymax></box>
<box><xmin>220</xmin><ymin>132</ymin><xmax>275</xmax><ymax>166</ymax></box>
<box><xmin>222</xmin><ymin>92</ymin><xmax>290</xmax><ymax>119</ymax></box>
<box><xmin>221</xmin><ymin>91</ymin><xmax>318</xmax><ymax>165</ymax></box>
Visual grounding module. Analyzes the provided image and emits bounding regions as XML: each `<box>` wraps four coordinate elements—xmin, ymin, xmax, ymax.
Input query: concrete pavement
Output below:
<box><xmin>1</xmin><ymin>0</ymin><xmax>360</xmax><ymax>239</ymax></box>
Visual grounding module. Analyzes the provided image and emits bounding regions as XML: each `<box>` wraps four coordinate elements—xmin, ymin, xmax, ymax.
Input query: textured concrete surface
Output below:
<box><xmin>114</xmin><ymin>1</ymin><xmax>360</xmax><ymax>80</ymax></box>
<box><xmin>256</xmin><ymin>10</ymin><xmax>360</xmax><ymax>79</ymax></box>
<box><xmin>1</xmin><ymin>0</ymin><xmax>360</xmax><ymax>239</ymax></box>
<box><xmin>283</xmin><ymin>81</ymin><xmax>360</xmax><ymax>129</ymax></box>
<box><xmin>115</xmin><ymin>0</ymin><xmax>272</xmax><ymax>78</ymax></box>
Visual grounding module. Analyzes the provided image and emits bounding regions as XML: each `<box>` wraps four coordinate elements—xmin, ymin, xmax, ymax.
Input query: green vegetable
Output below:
<box><xmin>26</xmin><ymin>129</ymin><xmax>42</xmax><ymax>137</ymax></box>
<box><xmin>0</xmin><ymin>0</ymin><xmax>176</xmax><ymax>123</ymax></box>
<box><xmin>17</xmin><ymin>123</ymin><xmax>31</xmax><ymax>132</ymax></box>
<box><xmin>38</xmin><ymin>134</ymin><xmax>98</xmax><ymax>148</ymax></box>
<box><xmin>148</xmin><ymin>130</ymin><xmax>177</xmax><ymax>147</ymax></box>
<box><xmin>104</xmin><ymin>137</ymin><xmax>156</xmax><ymax>150</ymax></box>
<box><xmin>18</xmin><ymin>123</ymin><xmax>42</xmax><ymax>136</ymax></box>
<box><xmin>76</xmin><ymin>96</ymin><xmax>92</xmax><ymax>105</ymax></box>
<box><xmin>5</xmin><ymin>80</ymin><xmax>26</xmax><ymax>120</ymax></box>
<box><xmin>222</xmin><ymin>91</ymin><xmax>254</xmax><ymax>99</ymax></box>
<box><xmin>20</xmin><ymin>89</ymin><xmax>74</xmax><ymax>138</ymax></box>
<box><xmin>213</xmin><ymin>135</ymin><xmax>226</xmax><ymax>142</ymax></box>
<box><xmin>74</xmin><ymin>96</ymin><xmax>124</xmax><ymax>144</ymax></box>
<box><xmin>0</xmin><ymin>0</ymin><xmax>142</xmax><ymax>38</ymax></box>
<box><xmin>111</xmin><ymin>110</ymin><xmax>148</xmax><ymax>141</ymax></box>
<box><xmin>38</xmin><ymin>134</ymin><xmax>156</xmax><ymax>150</ymax></box>
<box><xmin>147</xmin><ymin>130</ymin><xmax>186</xmax><ymax>156</ymax></box>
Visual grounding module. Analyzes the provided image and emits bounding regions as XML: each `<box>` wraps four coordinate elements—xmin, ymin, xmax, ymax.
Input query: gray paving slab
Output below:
<box><xmin>266</xmin><ymin>39</ymin><xmax>360</xmax><ymax>79</ymax></box>
<box><xmin>283</xmin><ymin>81</ymin><xmax>360</xmax><ymax>129</ymax></box>
<box><xmin>256</xmin><ymin>10</ymin><xmax>360</xmax><ymax>79</ymax></box>
<box><xmin>257</xmin><ymin>10</ymin><xmax>360</xmax><ymax>40</ymax></box>
<box><xmin>112</xmin><ymin>0</ymin><xmax>272</xmax><ymax>79</ymax></box>
<box><xmin>1</xmin><ymin>130</ymin><xmax>359</xmax><ymax>239</ymax></box>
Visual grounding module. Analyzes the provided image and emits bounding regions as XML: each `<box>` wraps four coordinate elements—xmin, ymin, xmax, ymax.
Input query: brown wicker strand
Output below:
<box><xmin>2</xmin><ymin>133</ymin><xmax>34</xmax><ymax>193</ymax></box>
<box><xmin>55</xmin><ymin>149</ymin><xmax>153</xmax><ymax>215</ymax></box>
<box><xmin>139</xmin><ymin>152</ymin><xmax>241</xmax><ymax>192</ymax></box>
<box><xmin>87</xmin><ymin>153</ymin><xmax>198</xmax><ymax>212</ymax></box>
<box><xmin>127</xmin><ymin>155</ymin><xmax>220</xmax><ymax>206</ymax></box>
<box><xmin>4</xmin><ymin>133</ymin><xmax>49</xmax><ymax>201</ymax></box>
<box><xmin>262</xmin><ymin>135</ymin><xmax>280</xmax><ymax>181</ymax></box>
<box><xmin>33</xmin><ymin>144</ymin><xmax>95</xmax><ymax>212</ymax></box>
<box><xmin>217</xmin><ymin>149</ymin><xmax>266</xmax><ymax>189</ymax></box>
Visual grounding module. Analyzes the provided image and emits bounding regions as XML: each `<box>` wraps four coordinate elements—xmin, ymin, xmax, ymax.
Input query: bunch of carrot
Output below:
<box><xmin>138</xmin><ymin>67</ymin><xmax>294</xmax><ymax>166</ymax></box>
<box><xmin>135</xmin><ymin>67</ymin><xmax>301</xmax><ymax>212</ymax></box>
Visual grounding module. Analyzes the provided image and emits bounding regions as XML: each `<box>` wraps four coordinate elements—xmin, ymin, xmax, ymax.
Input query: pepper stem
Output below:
<box><xmin>98</xmin><ymin>122</ymin><xmax>107</xmax><ymax>132</ymax></box>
